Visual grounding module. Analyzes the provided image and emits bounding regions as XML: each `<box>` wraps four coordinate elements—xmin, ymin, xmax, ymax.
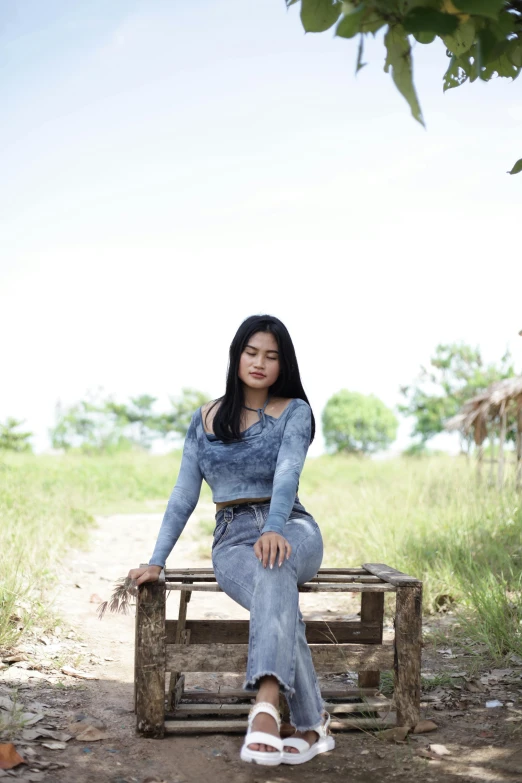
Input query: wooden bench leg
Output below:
<box><xmin>394</xmin><ymin>583</ymin><xmax>422</xmax><ymax>728</ymax></box>
<box><xmin>135</xmin><ymin>576</ymin><xmax>166</xmax><ymax>738</ymax></box>
<box><xmin>358</xmin><ymin>592</ymin><xmax>384</xmax><ymax>689</ymax></box>
<box><xmin>167</xmin><ymin>586</ymin><xmax>192</xmax><ymax>712</ymax></box>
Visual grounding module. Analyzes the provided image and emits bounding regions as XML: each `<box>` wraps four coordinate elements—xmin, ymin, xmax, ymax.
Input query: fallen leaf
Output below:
<box><xmin>378</xmin><ymin>726</ymin><xmax>409</xmax><ymax>743</ymax></box>
<box><xmin>21</xmin><ymin>731</ymin><xmax>43</xmax><ymax>742</ymax></box>
<box><xmin>60</xmin><ymin>666</ymin><xmax>97</xmax><ymax>680</ymax></box>
<box><xmin>429</xmin><ymin>744</ymin><xmax>451</xmax><ymax>756</ymax></box>
<box><xmin>20</xmin><ymin>713</ymin><xmax>45</xmax><ymax>727</ymax></box>
<box><xmin>489</xmin><ymin>668</ymin><xmax>513</xmax><ymax>679</ymax></box>
<box><xmin>412</xmin><ymin>720</ymin><xmax>438</xmax><ymax>734</ymax></box>
<box><xmin>41</xmin><ymin>742</ymin><xmax>66</xmax><ymax>751</ymax></box>
<box><xmin>75</xmin><ymin>726</ymin><xmax>110</xmax><ymax>742</ymax></box>
<box><xmin>89</xmin><ymin>594</ymin><xmax>104</xmax><ymax>604</ymax></box>
<box><xmin>0</xmin><ymin>743</ymin><xmax>25</xmax><ymax>770</ymax></box>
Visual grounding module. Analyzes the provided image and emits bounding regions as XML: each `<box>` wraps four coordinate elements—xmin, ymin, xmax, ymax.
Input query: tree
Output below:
<box><xmin>288</xmin><ymin>0</ymin><xmax>522</xmax><ymax>174</ymax></box>
<box><xmin>50</xmin><ymin>392</ymin><xmax>132</xmax><ymax>453</ymax></box>
<box><xmin>0</xmin><ymin>418</ymin><xmax>33</xmax><ymax>452</ymax></box>
<box><xmin>105</xmin><ymin>394</ymin><xmax>160</xmax><ymax>449</ymax></box>
<box><xmin>399</xmin><ymin>342</ymin><xmax>515</xmax><ymax>445</ymax></box>
<box><xmin>155</xmin><ymin>388</ymin><xmax>210</xmax><ymax>440</ymax></box>
<box><xmin>49</xmin><ymin>388</ymin><xmax>210</xmax><ymax>452</ymax></box>
<box><xmin>322</xmin><ymin>389</ymin><xmax>398</xmax><ymax>454</ymax></box>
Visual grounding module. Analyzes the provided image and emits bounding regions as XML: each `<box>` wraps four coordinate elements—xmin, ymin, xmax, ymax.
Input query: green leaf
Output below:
<box><xmin>508</xmin><ymin>158</ymin><xmax>522</xmax><ymax>175</ymax></box>
<box><xmin>413</xmin><ymin>30</ymin><xmax>437</xmax><ymax>44</ymax></box>
<box><xmin>335</xmin><ymin>4</ymin><xmax>365</xmax><ymax>38</ymax></box>
<box><xmin>361</xmin><ymin>12</ymin><xmax>386</xmax><ymax>35</ymax></box>
<box><xmin>507</xmin><ymin>40</ymin><xmax>522</xmax><ymax>68</ymax></box>
<box><xmin>384</xmin><ymin>24</ymin><xmax>424</xmax><ymax>125</ymax></box>
<box><xmin>452</xmin><ymin>0</ymin><xmax>504</xmax><ymax>20</ymax></box>
<box><xmin>301</xmin><ymin>0</ymin><xmax>342</xmax><ymax>32</ymax></box>
<box><xmin>481</xmin><ymin>51</ymin><xmax>520</xmax><ymax>81</ymax></box>
<box><xmin>403</xmin><ymin>8</ymin><xmax>458</xmax><ymax>35</ymax></box>
<box><xmin>442</xmin><ymin>19</ymin><xmax>475</xmax><ymax>56</ymax></box>
<box><xmin>477</xmin><ymin>26</ymin><xmax>499</xmax><ymax>62</ymax></box>
<box><xmin>443</xmin><ymin>54</ymin><xmax>469</xmax><ymax>90</ymax></box>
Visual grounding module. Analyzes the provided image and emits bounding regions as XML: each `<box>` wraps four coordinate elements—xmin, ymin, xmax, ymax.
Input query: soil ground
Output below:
<box><xmin>1</xmin><ymin>507</ymin><xmax>522</xmax><ymax>783</ymax></box>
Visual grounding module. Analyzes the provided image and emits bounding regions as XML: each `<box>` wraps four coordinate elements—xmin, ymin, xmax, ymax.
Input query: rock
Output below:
<box><xmin>464</xmin><ymin>679</ymin><xmax>485</xmax><ymax>693</ymax></box>
<box><xmin>428</xmin><ymin>743</ymin><xmax>451</xmax><ymax>756</ymax></box>
<box><xmin>412</xmin><ymin>720</ymin><xmax>438</xmax><ymax>734</ymax></box>
<box><xmin>68</xmin><ymin>717</ymin><xmax>106</xmax><ymax>733</ymax></box>
<box><xmin>1</xmin><ymin>655</ymin><xmax>27</xmax><ymax>664</ymax></box>
<box><xmin>378</xmin><ymin>726</ymin><xmax>409</xmax><ymax>743</ymax></box>
<box><xmin>75</xmin><ymin>726</ymin><xmax>111</xmax><ymax>742</ymax></box>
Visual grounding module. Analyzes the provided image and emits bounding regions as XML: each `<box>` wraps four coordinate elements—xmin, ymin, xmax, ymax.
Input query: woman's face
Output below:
<box><xmin>238</xmin><ymin>331</ymin><xmax>280</xmax><ymax>391</ymax></box>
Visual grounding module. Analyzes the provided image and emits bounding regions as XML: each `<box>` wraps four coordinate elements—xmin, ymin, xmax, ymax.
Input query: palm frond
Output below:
<box><xmin>97</xmin><ymin>576</ymin><xmax>138</xmax><ymax>620</ymax></box>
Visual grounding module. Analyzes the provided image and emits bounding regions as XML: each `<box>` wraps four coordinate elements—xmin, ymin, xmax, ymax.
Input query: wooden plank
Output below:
<box><xmin>166</xmin><ymin>567</ymin><xmax>368</xmax><ymax>576</ymax></box>
<box><xmin>362</xmin><ymin>563</ymin><xmax>421</xmax><ymax>586</ymax></box>
<box><xmin>172</xmin><ymin>696</ymin><xmax>390</xmax><ymax>717</ymax></box>
<box><xmin>394</xmin><ymin>583</ymin><xmax>422</xmax><ymax>728</ymax></box>
<box><xmin>178</xmin><ymin>687</ymin><xmax>381</xmax><ymax>700</ymax></box>
<box><xmin>165</xmin><ymin>582</ymin><xmax>395</xmax><ymax>593</ymax></box>
<box><xmin>164</xmin><ymin>715</ymin><xmax>392</xmax><ymax>734</ymax></box>
<box><xmin>165</xmin><ymin>574</ymin><xmax>382</xmax><ymax>584</ymax></box>
<box><xmin>165</xmin><ymin>619</ymin><xmax>382</xmax><ymax>645</ymax></box>
<box><xmin>135</xmin><ymin>572</ymin><xmax>166</xmax><ymax>738</ymax></box>
<box><xmin>358</xmin><ymin>592</ymin><xmax>384</xmax><ymax>689</ymax></box>
<box><xmin>166</xmin><ymin>642</ymin><xmax>394</xmax><ymax>673</ymax></box>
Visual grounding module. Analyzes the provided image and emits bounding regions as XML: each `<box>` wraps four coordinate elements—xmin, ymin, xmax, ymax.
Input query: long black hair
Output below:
<box><xmin>206</xmin><ymin>314</ymin><xmax>315</xmax><ymax>443</ymax></box>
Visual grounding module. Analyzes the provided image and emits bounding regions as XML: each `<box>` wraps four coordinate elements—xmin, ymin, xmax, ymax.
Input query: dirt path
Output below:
<box><xmin>2</xmin><ymin>507</ymin><xmax>522</xmax><ymax>783</ymax></box>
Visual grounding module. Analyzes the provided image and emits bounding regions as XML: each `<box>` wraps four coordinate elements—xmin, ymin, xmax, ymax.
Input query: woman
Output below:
<box><xmin>129</xmin><ymin>315</ymin><xmax>334</xmax><ymax>767</ymax></box>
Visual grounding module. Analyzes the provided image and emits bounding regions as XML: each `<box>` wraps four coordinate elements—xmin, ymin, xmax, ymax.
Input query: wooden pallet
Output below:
<box><xmin>134</xmin><ymin>564</ymin><xmax>422</xmax><ymax>738</ymax></box>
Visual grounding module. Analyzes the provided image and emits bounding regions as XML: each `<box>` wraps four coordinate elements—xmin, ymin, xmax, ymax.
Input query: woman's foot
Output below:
<box><xmin>247</xmin><ymin>675</ymin><xmax>281</xmax><ymax>753</ymax></box>
<box><xmin>248</xmin><ymin>711</ymin><xmax>281</xmax><ymax>753</ymax></box>
<box><xmin>280</xmin><ymin>713</ymin><xmax>335</xmax><ymax>765</ymax></box>
<box><xmin>283</xmin><ymin>729</ymin><xmax>319</xmax><ymax>753</ymax></box>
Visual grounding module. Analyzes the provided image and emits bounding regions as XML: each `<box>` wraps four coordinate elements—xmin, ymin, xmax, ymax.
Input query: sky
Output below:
<box><xmin>1</xmin><ymin>0</ymin><xmax>521</xmax><ymax>456</ymax></box>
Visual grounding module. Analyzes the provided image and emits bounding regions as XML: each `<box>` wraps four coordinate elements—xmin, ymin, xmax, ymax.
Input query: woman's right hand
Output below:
<box><xmin>128</xmin><ymin>565</ymin><xmax>162</xmax><ymax>586</ymax></box>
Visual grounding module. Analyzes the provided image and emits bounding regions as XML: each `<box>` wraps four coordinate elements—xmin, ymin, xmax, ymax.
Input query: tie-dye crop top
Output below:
<box><xmin>148</xmin><ymin>398</ymin><xmax>311</xmax><ymax>567</ymax></box>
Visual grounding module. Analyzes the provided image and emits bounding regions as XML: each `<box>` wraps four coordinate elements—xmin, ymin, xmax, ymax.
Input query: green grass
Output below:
<box><xmin>300</xmin><ymin>453</ymin><xmax>522</xmax><ymax>660</ymax></box>
<box><xmin>0</xmin><ymin>450</ymin><xmax>208</xmax><ymax>648</ymax></box>
<box><xmin>1</xmin><ymin>450</ymin><xmax>521</xmax><ymax>662</ymax></box>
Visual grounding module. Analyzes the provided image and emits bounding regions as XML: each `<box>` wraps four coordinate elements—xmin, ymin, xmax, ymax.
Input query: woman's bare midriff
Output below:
<box><xmin>215</xmin><ymin>496</ymin><xmax>271</xmax><ymax>512</ymax></box>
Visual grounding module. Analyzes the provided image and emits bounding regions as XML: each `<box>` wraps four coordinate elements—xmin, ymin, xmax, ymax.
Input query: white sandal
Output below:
<box><xmin>240</xmin><ymin>701</ymin><xmax>283</xmax><ymax>766</ymax></box>
<box><xmin>281</xmin><ymin>711</ymin><xmax>335</xmax><ymax>765</ymax></box>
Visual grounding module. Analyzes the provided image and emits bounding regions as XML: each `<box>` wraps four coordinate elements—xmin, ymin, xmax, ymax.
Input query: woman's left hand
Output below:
<box><xmin>254</xmin><ymin>532</ymin><xmax>291</xmax><ymax>569</ymax></box>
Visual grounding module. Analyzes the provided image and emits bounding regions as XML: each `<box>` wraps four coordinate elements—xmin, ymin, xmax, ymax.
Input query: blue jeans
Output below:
<box><xmin>211</xmin><ymin>498</ymin><xmax>324</xmax><ymax>732</ymax></box>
